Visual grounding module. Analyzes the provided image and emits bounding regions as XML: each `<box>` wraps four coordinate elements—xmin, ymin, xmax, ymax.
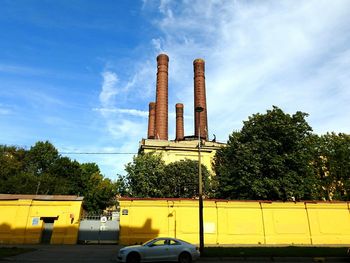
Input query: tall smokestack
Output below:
<box><xmin>194</xmin><ymin>58</ymin><xmax>208</xmax><ymax>141</ymax></box>
<box><xmin>175</xmin><ymin>103</ymin><xmax>184</xmax><ymax>141</ymax></box>
<box><xmin>147</xmin><ymin>102</ymin><xmax>156</xmax><ymax>139</ymax></box>
<box><xmin>155</xmin><ymin>54</ymin><xmax>169</xmax><ymax>140</ymax></box>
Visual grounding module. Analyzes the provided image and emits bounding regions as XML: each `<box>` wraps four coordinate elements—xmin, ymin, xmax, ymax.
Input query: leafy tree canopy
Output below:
<box><xmin>310</xmin><ymin>132</ymin><xmax>350</xmax><ymax>201</ymax></box>
<box><xmin>0</xmin><ymin>141</ymin><xmax>117</xmax><ymax>212</ymax></box>
<box><xmin>120</xmin><ymin>152</ymin><xmax>215</xmax><ymax>198</ymax></box>
<box><xmin>214</xmin><ymin>106</ymin><xmax>318</xmax><ymax>201</ymax></box>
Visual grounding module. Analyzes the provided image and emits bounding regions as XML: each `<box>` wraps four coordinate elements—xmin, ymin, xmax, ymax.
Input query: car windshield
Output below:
<box><xmin>142</xmin><ymin>239</ymin><xmax>156</xmax><ymax>246</ymax></box>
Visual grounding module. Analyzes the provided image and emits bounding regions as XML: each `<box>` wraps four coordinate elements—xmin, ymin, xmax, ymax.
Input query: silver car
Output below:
<box><xmin>117</xmin><ymin>237</ymin><xmax>200</xmax><ymax>263</ymax></box>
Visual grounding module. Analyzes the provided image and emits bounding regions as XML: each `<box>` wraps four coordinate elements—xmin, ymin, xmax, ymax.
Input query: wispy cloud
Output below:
<box><xmin>0</xmin><ymin>108</ymin><xmax>12</xmax><ymax>115</ymax></box>
<box><xmin>100</xmin><ymin>71</ymin><xmax>119</xmax><ymax>107</ymax></box>
<box><xmin>143</xmin><ymin>0</ymin><xmax>350</xmax><ymax>139</ymax></box>
<box><xmin>92</xmin><ymin>0</ymin><xmax>350</xmax><ymax>178</ymax></box>
<box><xmin>94</xmin><ymin>107</ymin><xmax>148</xmax><ymax>118</ymax></box>
<box><xmin>95</xmin><ymin>69</ymin><xmax>150</xmax><ymax>176</ymax></box>
<box><xmin>0</xmin><ymin>64</ymin><xmax>47</xmax><ymax>76</ymax></box>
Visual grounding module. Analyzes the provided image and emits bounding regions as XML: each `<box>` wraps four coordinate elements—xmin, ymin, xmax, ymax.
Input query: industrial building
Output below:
<box><xmin>139</xmin><ymin>54</ymin><xmax>225</xmax><ymax>173</ymax></box>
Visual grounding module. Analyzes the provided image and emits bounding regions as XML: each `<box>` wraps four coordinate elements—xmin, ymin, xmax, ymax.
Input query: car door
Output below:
<box><xmin>143</xmin><ymin>238</ymin><xmax>170</xmax><ymax>262</ymax></box>
<box><xmin>167</xmin><ymin>239</ymin><xmax>183</xmax><ymax>261</ymax></box>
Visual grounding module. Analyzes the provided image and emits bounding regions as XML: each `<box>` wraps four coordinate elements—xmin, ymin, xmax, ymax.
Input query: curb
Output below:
<box><xmin>199</xmin><ymin>256</ymin><xmax>349</xmax><ymax>262</ymax></box>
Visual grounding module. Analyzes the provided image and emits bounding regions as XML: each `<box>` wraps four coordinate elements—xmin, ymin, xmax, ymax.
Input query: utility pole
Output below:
<box><xmin>196</xmin><ymin>106</ymin><xmax>204</xmax><ymax>254</ymax></box>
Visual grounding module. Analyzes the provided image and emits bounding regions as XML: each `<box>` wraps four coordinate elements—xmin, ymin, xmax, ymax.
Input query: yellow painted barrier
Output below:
<box><xmin>306</xmin><ymin>202</ymin><xmax>350</xmax><ymax>245</ymax></box>
<box><xmin>0</xmin><ymin>194</ymin><xmax>83</xmax><ymax>244</ymax></box>
<box><xmin>119</xmin><ymin>198</ymin><xmax>350</xmax><ymax>246</ymax></box>
<box><xmin>216</xmin><ymin>201</ymin><xmax>264</xmax><ymax>245</ymax></box>
<box><xmin>261</xmin><ymin>202</ymin><xmax>311</xmax><ymax>245</ymax></box>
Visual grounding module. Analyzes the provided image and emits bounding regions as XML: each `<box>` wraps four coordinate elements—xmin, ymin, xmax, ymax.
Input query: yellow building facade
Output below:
<box><xmin>0</xmin><ymin>194</ymin><xmax>83</xmax><ymax>244</ymax></box>
<box><xmin>119</xmin><ymin>198</ymin><xmax>350</xmax><ymax>246</ymax></box>
<box><xmin>139</xmin><ymin>139</ymin><xmax>225</xmax><ymax>174</ymax></box>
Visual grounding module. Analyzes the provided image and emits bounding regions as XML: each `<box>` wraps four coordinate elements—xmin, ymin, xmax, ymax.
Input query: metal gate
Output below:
<box><xmin>78</xmin><ymin>212</ymin><xmax>119</xmax><ymax>244</ymax></box>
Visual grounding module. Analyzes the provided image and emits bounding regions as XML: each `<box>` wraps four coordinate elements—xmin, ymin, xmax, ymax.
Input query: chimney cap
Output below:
<box><xmin>175</xmin><ymin>103</ymin><xmax>184</xmax><ymax>108</ymax></box>
<box><xmin>157</xmin><ymin>53</ymin><xmax>169</xmax><ymax>61</ymax></box>
<box><xmin>193</xmin><ymin>58</ymin><xmax>205</xmax><ymax>64</ymax></box>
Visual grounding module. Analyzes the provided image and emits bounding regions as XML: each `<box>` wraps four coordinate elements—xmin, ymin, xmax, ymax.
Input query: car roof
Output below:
<box><xmin>151</xmin><ymin>237</ymin><xmax>190</xmax><ymax>244</ymax></box>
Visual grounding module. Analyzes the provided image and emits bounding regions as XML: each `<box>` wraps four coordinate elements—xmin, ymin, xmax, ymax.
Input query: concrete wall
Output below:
<box><xmin>0</xmin><ymin>197</ymin><xmax>83</xmax><ymax>244</ymax></box>
<box><xmin>119</xmin><ymin>199</ymin><xmax>350</xmax><ymax>246</ymax></box>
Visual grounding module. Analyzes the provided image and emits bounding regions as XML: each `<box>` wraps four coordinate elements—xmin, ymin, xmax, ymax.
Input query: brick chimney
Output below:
<box><xmin>147</xmin><ymin>102</ymin><xmax>156</xmax><ymax>139</ymax></box>
<box><xmin>155</xmin><ymin>54</ymin><xmax>169</xmax><ymax>140</ymax></box>
<box><xmin>193</xmin><ymin>58</ymin><xmax>208</xmax><ymax>140</ymax></box>
<box><xmin>175</xmin><ymin>103</ymin><xmax>184</xmax><ymax>141</ymax></box>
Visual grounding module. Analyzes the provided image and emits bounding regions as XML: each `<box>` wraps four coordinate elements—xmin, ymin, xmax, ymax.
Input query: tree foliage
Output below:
<box><xmin>310</xmin><ymin>133</ymin><xmax>350</xmax><ymax>200</ymax></box>
<box><xmin>214</xmin><ymin>106</ymin><xmax>318</xmax><ymax>201</ymax></box>
<box><xmin>120</xmin><ymin>152</ymin><xmax>215</xmax><ymax>198</ymax></box>
<box><xmin>123</xmin><ymin>152</ymin><xmax>166</xmax><ymax>197</ymax></box>
<box><xmin>0</xmin><ymin>141</ymin><xmax>117</xmax><ymax>212</ymax></box>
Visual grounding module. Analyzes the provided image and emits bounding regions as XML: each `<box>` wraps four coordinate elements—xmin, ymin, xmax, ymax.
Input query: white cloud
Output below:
<box><xmin>0</xmin><ymin>63</ymin><xmax>47</xmax><ymax>76</ymax></box>
<box><xmin>99</xmin><ymin>71</ymin><xmax>119</xmax><ymax>107</ymax></box>
<box><xmin>151</xmin><ymin>38</ymin><xmax>163</xmax><ymax>53</ymax></box>
<box><xmin>94</xmin><ymin>107</ymin><xmax>149</xmax><ymax>118</ymax></box>
<box><xmin>106</xmin><ymin>119</ymin><xmax>146</xmax><ymax>139</ymax></box>
<box><xmin>0</xmin><ymin>108</ymin><xmax>11</xmax><ymax>115</ymax></box>
<box><xmin>145</xmin><ymin>0</ymin><xmax>350</xmax><ymax>140</ymax></box>
<box><xmin>94</xmin><ymin>67</ymin><xmax>153</xmax><ymax>178</ymax></box>
<box><xmin>94</xmin><ymin>0</ymin><xmax>350</xmax><ymax>178</ymax></box>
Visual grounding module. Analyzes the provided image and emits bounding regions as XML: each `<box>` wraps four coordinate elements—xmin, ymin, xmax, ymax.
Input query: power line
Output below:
<box><xmin>59</xmin><ymin>152</ymin><xmax>137</xmax><ymax>155</ymax></box>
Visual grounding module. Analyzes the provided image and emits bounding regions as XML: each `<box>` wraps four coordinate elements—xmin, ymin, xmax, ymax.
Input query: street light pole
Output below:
<box><xmin>195</xmin><ymin>106</ymin><xmax>204</xmax><ymax>254</ymax></box>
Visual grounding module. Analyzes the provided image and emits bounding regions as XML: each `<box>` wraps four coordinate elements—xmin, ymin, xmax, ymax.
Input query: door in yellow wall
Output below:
<box><xmin>40</xmin><ymin>217</ymin><xmax>57</xmax><ymax>244</ymax></box>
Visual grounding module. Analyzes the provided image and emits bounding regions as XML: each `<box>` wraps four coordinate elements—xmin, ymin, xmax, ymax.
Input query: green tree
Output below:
<box><xmin>24</xmin><ymin>141</ymin><xmax>60</xmax><ymax>176</ymax></box>
<box><xmin>0</xmin><ymin>145</ymin><xmax>27</xmax><ymax>193</ymax></box>
<box><xmin>163</xmin><ymin>159</ymin><xmax>213</xmax><ymax>198</ymax></box>
<box><xmin>214</xmin><ymin>106</ymin><xmax>318</xmax><ymax>201</ymax></box>
<box><xmin>121</xmin><ymin>152</ymin><xmax>215</xmax><ymax>198</ymax></box>
<box><xmin>48</xmin><ymin>157</ymin><xmax>83</xmax><ymax>195</ymax></box>
<box><xmin>80</xmin><ymin>163</ymin><xmax>117</xmax><ymax>212</ymax></box>
<box><xmin>0</xmin><ymin>141</ymin><xmax>118</xmax><ymax>212</ymax></box>
<box><xmin>311</xmin><ymin>133</ymin><xmax>350</xmax><ymax>200</ymax></box>
<box><xmin>123</xmin><ymin>152</ymin><xmax>166</xmax><ymax>197</ymax></box>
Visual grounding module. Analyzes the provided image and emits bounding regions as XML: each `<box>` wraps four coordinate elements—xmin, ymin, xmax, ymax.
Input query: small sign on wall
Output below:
<box><xmin>32</xmin><ymin>217</ymin><xmax>39</xmax><ymax>226</ymax></box>
<box><xmin>204</xmin><ymin>222</ymin><xmax>215</xmax><ymax>233</ymax></box>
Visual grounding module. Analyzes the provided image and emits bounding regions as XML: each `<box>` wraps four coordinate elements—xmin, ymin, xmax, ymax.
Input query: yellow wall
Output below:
<box><xmin>0</xmin><ymin>198</ymin><xmax>83</xmax><ymax>244</ymax></box>
<box><xmin>139</xmin><ymin>139</ymin><xmax>225</xmax><ymax>174</ymax></box>
<box><xmin>119</xmin><ymin>199</ymin><xmax>350</xmax><ymax>246</ymax></box>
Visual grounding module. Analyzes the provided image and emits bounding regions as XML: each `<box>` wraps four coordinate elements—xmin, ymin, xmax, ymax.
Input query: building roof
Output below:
<box><xmin>139</xmin><ymin>138</ymin><xmax>225</xmax><ymax>153</ymax></box>
<box><xmin>0</xmin><ymin>194</ymin><xmax>84</xmax><ymax>201</ymax></box>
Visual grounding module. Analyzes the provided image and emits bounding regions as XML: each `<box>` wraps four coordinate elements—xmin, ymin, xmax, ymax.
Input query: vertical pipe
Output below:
<box><xmin>147</xmin><ymin>102</ymin><xmax>156</xmax><ymax>139</ymax></box>
<box><xmin>155</xmin><ymin>54</ymin><xmax>169</xmax><ymax>140</ymax></box>
<box><xmin>175</xmin><ymin>103</ymin><xmax>184</xmax><ymax>141</ymax></box>
<box><xmin>194</xmin><ymin>58</ymin><xmax>208</xmax><ymax>140</ymax></box>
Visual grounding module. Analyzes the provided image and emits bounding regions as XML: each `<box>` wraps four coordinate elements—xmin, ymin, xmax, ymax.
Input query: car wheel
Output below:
<box><xmin>126</xmin><ymin>252</ymin><xmax>140</xmax><ymax>263</ymax></box>
<box><xmin>178</xmin><ymin>252</ymin><xmax>192</xmax><ymax>263</ymax></box>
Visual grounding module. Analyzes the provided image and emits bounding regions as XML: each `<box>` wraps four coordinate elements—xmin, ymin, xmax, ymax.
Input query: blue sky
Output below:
<box><xmin>1</xmin><ymin>0</ymin><xmax>349</xmax><ymax>179</ymax></box>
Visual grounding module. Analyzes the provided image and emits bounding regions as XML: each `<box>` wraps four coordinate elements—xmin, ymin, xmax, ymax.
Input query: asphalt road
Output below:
<box><xmin>1</xmin><ymin>245</ymin><xmax>348</xmax><ymax>263</ymax></box>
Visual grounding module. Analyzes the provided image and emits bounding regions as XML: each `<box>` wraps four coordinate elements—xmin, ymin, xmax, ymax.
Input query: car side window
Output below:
<box><xmin>151</xmin><ymin>239</ymin><xmax>167</xmax><ymax>246</ymax></box>
<box><xmin>169</xmin><ymin>240</ymin><xmax>181</xmax><ymax>246</ymax></box>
